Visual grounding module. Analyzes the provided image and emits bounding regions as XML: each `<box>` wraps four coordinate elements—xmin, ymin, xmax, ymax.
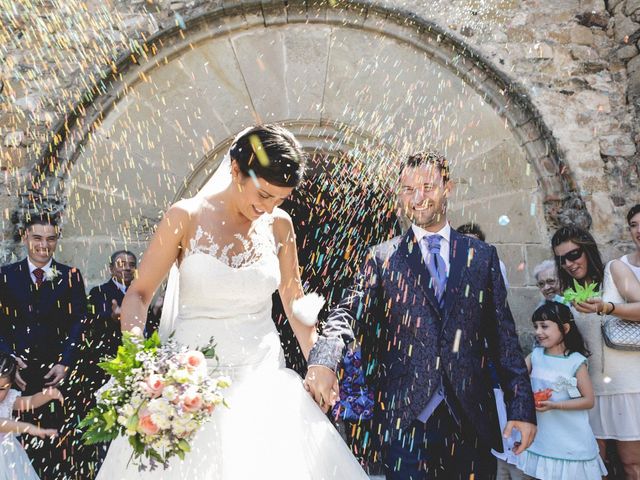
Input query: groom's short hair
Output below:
<box><xmin>399</xmin><ymin>151</ymin><xmax>450</xmax><ymax>183</ymax></box>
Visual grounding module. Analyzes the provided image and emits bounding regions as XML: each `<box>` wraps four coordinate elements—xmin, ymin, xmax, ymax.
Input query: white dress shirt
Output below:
<box><xmin>412</xmin><ymin>223</ymin><xmax>453</xmax><ymax>423</ymax></box>
<box><xmin>412</xmin><ymin>223</ymin><xmax>451</xmax><ymax>276</ymax></box>
<box><xmin>27</xmin><ymin>258</ymin><xmax>53</xmax><ymax>284</ymax></box>
<box><xmin>112</xmin><ymin>278</ymin><xmax>128</xmax><ymax>294</ymax></box>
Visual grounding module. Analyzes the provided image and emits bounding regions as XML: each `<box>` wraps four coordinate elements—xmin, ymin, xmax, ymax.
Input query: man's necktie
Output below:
<box><xmin>33</xmin><ymin>268</ymin><xmax>45</xmax><ymax>287</ymax></box>
<box><xmin>422</xmin><ymin>235</ymin><xmax>447</xmax><ymax>307</ymax></box>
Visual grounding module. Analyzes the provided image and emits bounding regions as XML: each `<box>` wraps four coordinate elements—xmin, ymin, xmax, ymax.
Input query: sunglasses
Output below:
<box><xmin>555</xmin><ymin>247</ymin><xmax>584</xmax><ymax>266</ymax></box>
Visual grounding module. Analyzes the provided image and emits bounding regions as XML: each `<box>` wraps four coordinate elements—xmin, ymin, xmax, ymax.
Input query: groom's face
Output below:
<box><xmin>398</xmin><ymin>164</ymin><xmax>451</xmax><ymax>230</ymax></box>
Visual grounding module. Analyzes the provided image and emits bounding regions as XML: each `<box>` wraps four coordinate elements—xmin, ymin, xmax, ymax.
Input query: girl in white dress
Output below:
<box><xmin>96</xmin><ymin>125</ymin><xmax>369</xmax><ymax>479</ymax></box>
<box><xmin>517</xmin><ymin>302</ymin><xmax>607</xmax><ymax>480</ymax></box>
<box><xmin>0</xmin><ymin>353</ymin><xmax>63</xmax><ymax>480</ymax></box>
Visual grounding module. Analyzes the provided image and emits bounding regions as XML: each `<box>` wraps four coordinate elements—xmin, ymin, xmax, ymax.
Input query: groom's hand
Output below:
<box><xmin>504</xmin><ymin>420</ymin><xmax>537</xmax><ymax>455</ymax></box>
<box><xmin>303</xmin><ymin>365</ymin><xmax>339</xmax><ymax>413</ymax></box>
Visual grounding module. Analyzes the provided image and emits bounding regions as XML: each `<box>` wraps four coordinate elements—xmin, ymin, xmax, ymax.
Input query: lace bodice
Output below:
<box><xmin>178</xmin><ymin>213</ymin><xmax>280</xmax><ymax>313</ymax></box>
<box><xmin>184</xmin><ymin>216</ymin><xmax>277</xmax><ymax>269</ymax></box>
<box><xmin>171</xmin><ymin>213</ymin><xmax>283</xmax><ymax>369</ymax></box>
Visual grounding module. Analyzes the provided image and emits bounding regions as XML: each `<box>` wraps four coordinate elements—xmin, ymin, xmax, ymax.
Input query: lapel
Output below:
<box><xmin>443</xmin><ymin>229</ymin><xmax>471</xmax><ymax>321</ymax></box>
<box><xmin>9</xmin><ymin>259</ymin><xmax>34</xmax><ymax>308</ymax></box>
<box><xmin>34</xmin><ymin>259</ymin><xmax>66</xmax><ymax>312</ymax></box>
<box><xmin>396</xmin><ymin>228</ymin><xmax>440</xmax><ymax>314</ymax></box>
<box><xmin>105</xmin><ymin>280</ymin><xmax>125</xmax><ymax>303</ymax></box>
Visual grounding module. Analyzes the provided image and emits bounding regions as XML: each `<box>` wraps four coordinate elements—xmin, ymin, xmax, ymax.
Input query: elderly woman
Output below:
<box><xmin>532</xmin><ymin>259</ymin><xmax>561</xmax><ymax>302</ymax></box>
<box><xmin>552</xmin><ymin>224</ymin><xmax>640</xmax><ymax>479</ymax></box>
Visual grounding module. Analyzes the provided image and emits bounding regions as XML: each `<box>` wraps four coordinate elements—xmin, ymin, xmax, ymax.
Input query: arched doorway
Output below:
<box><xmin>46</xmin><ymin>4</ymin><xmax>577</xmax><ymax>342</ymax></box>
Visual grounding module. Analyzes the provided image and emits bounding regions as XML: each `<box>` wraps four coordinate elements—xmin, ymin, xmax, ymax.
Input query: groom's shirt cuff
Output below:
<box><xmin>308</xmin><ymin>337</ymin><xmax>345</xmax><ymax>372</ymax></box>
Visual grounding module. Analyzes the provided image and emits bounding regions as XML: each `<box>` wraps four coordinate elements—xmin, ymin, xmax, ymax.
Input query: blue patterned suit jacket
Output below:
<box><xmin>309</xmin><ymin>227</ymin><xmax>535</xmax><ymax>450</ymax></box>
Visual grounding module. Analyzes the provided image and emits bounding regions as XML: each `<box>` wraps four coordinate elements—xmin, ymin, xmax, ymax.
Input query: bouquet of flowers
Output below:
<box><xmin>80</xmin><ymin>331</ymin><xmax>230</xmax><ymax>470</ymax></box>
<box><xmin>562</xmin><ymin>279</ymin><xmax>599</xmax><ymax>304</ymax></box>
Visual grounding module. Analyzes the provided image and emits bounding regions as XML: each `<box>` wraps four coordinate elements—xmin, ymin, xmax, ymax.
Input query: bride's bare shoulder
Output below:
<box><xmin>271</xmin><ymin>208</ymin><xmax>294</xmax><ymax>243</ymax></box>
<box><xmin>163</xmin><ymin>197</ymin><xmax>204</xmax><ymax>229</ymax></box>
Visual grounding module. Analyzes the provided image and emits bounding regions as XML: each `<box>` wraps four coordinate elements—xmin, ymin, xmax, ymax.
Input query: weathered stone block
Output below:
<box><xmin>570</xmin><ymin>24</ymin><xmax>594</xmax><ymax>45</ymax></box>
<box><xmin>616</xmin><ymin>43</ymin><xmax>639</xmax><ymax>59</ymax></box>
<box><xmin>494</xmin><ymin>244</ymin><xmax>527</xmax><ymax>287</ymax></box>
<box><xmin>525</xmin><ymin>42</ymin><xmax>554</xmax><ymax>59</ymax></box>
<box><xmin>599</xmin><ymin>134</ymin><xmax>637</xmax><ymax>156</ymax></box>
<box><xmin>626</xmin><ymin>0</ymin><xmax>640</xmax><ymax>15</ymax></box>
<box><xmin>576</xmin><ymin>11</ymin><xmax>610</xmax><ymax>29</ymax></box>
<box><xmin>628</xmin><ymin>54</ymin><xmax>640</xmax><ymax>74</ymax></box>
<box><xmin>613</xmin><ymin>14</ymin><xmax>640</xmax><ymax>44</ymax></box>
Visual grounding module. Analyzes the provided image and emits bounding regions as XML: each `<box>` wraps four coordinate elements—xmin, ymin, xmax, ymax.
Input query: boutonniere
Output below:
<box><xmin>44</xmin><ymin>266</ymin><xmax>61</xmax><ymax>282</ymax></box>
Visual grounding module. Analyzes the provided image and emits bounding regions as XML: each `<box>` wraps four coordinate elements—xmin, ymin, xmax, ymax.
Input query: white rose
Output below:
<box><xmin>171</xmin><ymin>368</ymin><xmax>193</xmax><ymax>384</ymax></box>
<box><xmin>162</xmin><ymin>385</ymin><xmax>178</xmax><ymax>402</ymax></box>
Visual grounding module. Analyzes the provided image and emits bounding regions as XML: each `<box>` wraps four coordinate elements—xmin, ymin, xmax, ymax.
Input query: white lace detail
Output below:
<box><xmin>0</xmin><ymin>389</ymin><xmax>20</xmax><ymax>418</ymax></box>
<box><xmin>184</xmin><ymin>215</ymin><xmax>277</xmax><ymax>269</ymax></box>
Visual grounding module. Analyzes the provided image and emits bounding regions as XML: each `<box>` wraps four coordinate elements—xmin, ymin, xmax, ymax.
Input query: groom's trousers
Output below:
<box><xmin>384</xmin><ymin>401</ymin><xmax>496</xmax><ymax>480</ymax></box>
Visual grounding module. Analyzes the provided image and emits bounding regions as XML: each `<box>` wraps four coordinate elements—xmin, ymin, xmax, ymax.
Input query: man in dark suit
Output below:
<box><xmin>305</xmin><ymin>152</ymin><xmax>536</xmax><ymax>479</ymax></box>
<box><xmin>72</xmin><ymin>250</ymin><xmax>137</xmax><ymax>474</ymax></box>
<box><xmin>87</xmin><ymin>250</ymin><xmax>137</xmax><ymax>363</ymax></box>
<box><xmin>0</xmin><ymin>214</ymin><xmax>87</xmax><ymax>479</ymax></box>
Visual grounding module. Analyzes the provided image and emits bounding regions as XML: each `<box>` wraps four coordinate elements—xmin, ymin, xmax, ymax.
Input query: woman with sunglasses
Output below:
<box><xmin>552</xmin><ymin>225</ymin><xmax>640</xmax><ymax>479</ymax></box>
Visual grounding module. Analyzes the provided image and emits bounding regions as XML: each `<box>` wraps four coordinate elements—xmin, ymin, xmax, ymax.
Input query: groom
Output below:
<box><xmin>306</xmin><ymin>151</ymin><xmax>536</xmax><ymax>478</ymax></box>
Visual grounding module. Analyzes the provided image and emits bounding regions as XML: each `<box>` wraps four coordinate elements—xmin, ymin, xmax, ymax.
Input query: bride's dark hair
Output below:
<box><xmin>230</xmin><ymin>124</ymin><xmax>306</xmax><ymax>188</ymax></box>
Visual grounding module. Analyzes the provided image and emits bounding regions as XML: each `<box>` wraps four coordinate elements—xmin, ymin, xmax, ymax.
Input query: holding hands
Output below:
<box><xmin>303</xmin><ymin>366</ymin><xmax>339</xmax><ymax>414</ymax></box>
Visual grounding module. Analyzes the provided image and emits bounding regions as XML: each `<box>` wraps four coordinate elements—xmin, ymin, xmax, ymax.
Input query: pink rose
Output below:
<box><xmin>140</xmin><ymin>374</ymin><xmax>165</xmax><ymax>398</ymax></box>
<box><xmin>137</xmin><ymin>410</ymin><xmax>160</xmax><ymax>436</ymax></box>
<box><xmin>179</xmin><ymin>351</ymin><xmax>205</xmax><ymax>371</ymax></box>
<box><xmin>145</xmin><ymin>373</ymin><xmax>164</xmax><ymax>398</ymax></box>
<box><xmin>181</xmin><ymin>390</ymin><xmax>203</xmax><ymax>412</ymax></box>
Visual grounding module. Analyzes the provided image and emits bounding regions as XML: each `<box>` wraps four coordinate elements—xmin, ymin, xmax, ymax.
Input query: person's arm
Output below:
<box><xmin>485</xmin><ymin>246</ymin><xmax>536</xmax><ymax>453</ymax></box>
<box><xmin>536</xmin><ymin>363</ymin><xmax>594</xmax><ymax>411</ymax></box>
<box><xmin>13</xmin><ymin>387</ymin><xmax>63</xmax><ymax>412</ymax></box>
<box><xmin>524</xmin><ymin>354</ymin><xmax>532</xmax><ymax>374</ymax></box>
<box><xmin>274</xmin><ymin>214</ymin><xmax>317</xmax><ymax>360</ymax></box>
<box><xmin>121</xmin><ymin>203</ymin><xmax>190</xmax><ymax>333</ymax></box>
<box><xmin>0</xmin><ymin>418</ymin><xmax>57</xmax><ymax>438</ymax></box>
<box><xmin>305</xmin><ymin>249</ymin><xmax>380</xmax><ymax>411</ymax></box>
<box><xmin>575</xmin><ymin>260</ymin><xmax>640</xmax><ymax>320</ymax></box>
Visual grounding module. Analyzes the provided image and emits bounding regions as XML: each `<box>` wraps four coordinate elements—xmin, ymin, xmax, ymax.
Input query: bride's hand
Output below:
<box><xmin>303</xmin><ymin>366</ymin><xmax>339</xmax><ymax>413</ymax></box>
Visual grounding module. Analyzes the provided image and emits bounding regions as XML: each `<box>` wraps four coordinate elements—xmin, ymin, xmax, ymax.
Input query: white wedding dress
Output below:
<box><xmin>96</xmin><ymin>213</ymin><xmax>368</xmax><ymax>479</ymax></box>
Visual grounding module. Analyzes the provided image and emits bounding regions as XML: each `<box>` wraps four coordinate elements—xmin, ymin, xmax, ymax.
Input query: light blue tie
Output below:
<box><xmin>423</xmin><ymin>234</ymin><xmax>447</xmax><ymax>307</ymax></box>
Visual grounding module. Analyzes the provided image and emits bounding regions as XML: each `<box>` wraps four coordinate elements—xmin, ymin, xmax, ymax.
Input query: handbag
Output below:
<box><xmin>601</xmin><ymin>315</ymin><xmax>640</xmax><ymax>351</ymax></box>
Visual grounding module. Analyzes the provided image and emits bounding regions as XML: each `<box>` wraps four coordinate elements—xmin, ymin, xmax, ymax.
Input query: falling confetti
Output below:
<box><xmin>498</xmin><ymin>215</ymin><xmax>510</xmax><ymax>226</ymax></box>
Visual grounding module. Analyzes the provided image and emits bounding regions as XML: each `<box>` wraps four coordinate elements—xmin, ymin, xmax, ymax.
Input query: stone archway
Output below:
<box><xmin>34</xmin><ymin>2</ymin><xmax>585</xmax><ymax>334</ymax></box>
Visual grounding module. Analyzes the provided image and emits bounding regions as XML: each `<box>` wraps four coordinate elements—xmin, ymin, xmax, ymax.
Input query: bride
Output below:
<box><xmin>96</xmin><ymin>125</ymin><xmax>368</xmax><ymax>479</ymax></box>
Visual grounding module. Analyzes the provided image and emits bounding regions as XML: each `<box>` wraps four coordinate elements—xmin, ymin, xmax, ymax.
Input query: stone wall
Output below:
<box><xmin>1</xmin><ymin>0</ymin><xmax>638</xmax><ymax>263</ymax></box>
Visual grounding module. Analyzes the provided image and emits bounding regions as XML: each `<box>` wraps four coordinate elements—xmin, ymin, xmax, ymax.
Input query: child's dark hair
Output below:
<box><xmin>532</xmin><ymin>301</ymin><xmax>590</xmax><ymax>357</ymax></box>
<box><xmin>0</xmin><ymin>352</ymin><xmax>17</xmax><ymax>383</ymax></box>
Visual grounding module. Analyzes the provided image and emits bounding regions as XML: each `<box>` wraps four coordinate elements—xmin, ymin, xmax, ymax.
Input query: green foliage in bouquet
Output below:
<box><xmin>79</xmin><ymin>329</ymin><xmax>227</xmax><ymax>470</ymax></box>
<box><xmin>562</xmin><ymin>279</ymin><xmax>599</xmax><ymax>304</ymax></box>
<box><xmin>79</xmin><ymin>331</ymin><xmax>162</xmax><ymax>446</ymax></box>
